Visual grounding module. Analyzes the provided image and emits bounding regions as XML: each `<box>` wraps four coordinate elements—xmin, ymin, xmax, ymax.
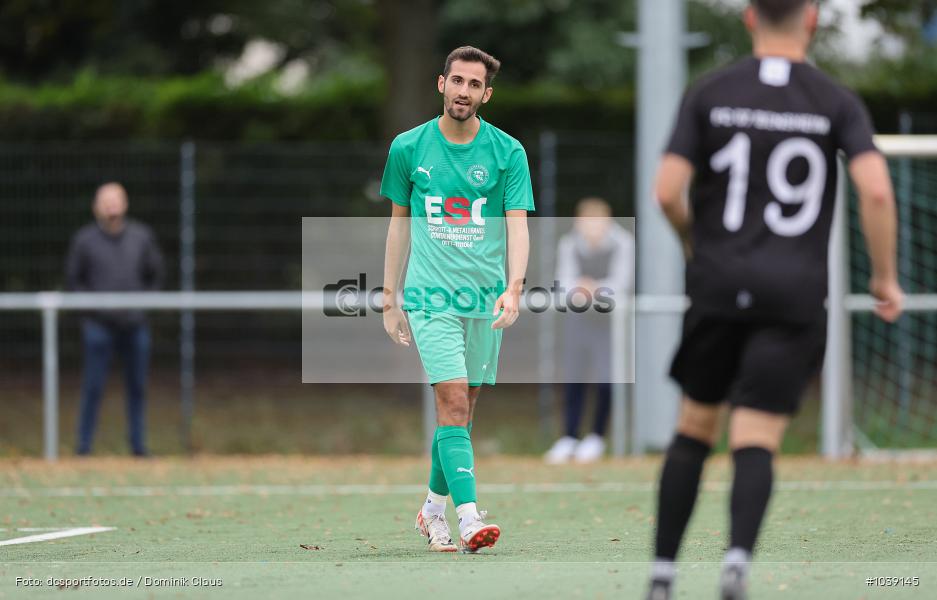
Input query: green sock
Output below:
<box><xmin>437</xmin><ymin>425</ymin><xmax>477</xmax><ymax>507</ymax></box>
<box><xmin>428</xmin><ymin>427</ymin><xmax>449</xmax><ymax>496</ymax></box>
<box><xmin>428</xmin><ymin>422</ymin><xmax>472</xmax><ymax>497</ymax></box>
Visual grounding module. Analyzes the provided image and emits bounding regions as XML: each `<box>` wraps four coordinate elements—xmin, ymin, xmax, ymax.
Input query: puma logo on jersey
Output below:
<box><xmin>416</xmin><ymin>166</ymin><xmax>434</xmax><ymax>179</ymax></box>
<box><xmin>456</xmin><ymin>466</ymin><xmax>475</xmax><ymax>477</ymax></box>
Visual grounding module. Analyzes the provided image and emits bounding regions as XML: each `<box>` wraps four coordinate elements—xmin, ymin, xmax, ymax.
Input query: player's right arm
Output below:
<box><xmin>657</xmin><ymin>84</ymin><xmax>702</xmax><ymax>260</ymax></box>
<box><xmin>380</xmin><ymin>136</ymin><xmax>414</xmax><ymax>346</ymax></box>
<box><xmin>383</xmin><ymin>202</ymin><xmax>412</xmax><ymax>345</ymax></box>
<box><xmin>849</xmin><ymin>152</ymin><xmax>903</xmax><ymax>323</ymax></box>
<box><xmin>655</xmin><ymin>154</ymin><xmax>695</xmax><ymax>259</ymax></box>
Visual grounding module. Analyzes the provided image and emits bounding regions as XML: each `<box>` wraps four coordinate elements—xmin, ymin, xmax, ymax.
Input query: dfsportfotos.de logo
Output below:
<box><xmin>322</xmin><ymin>273</ymin><xmax>617</xmax><ymax>317</ymax></box>
<box><xmin>322</xmin><ymin>274</ymin><xmax>372</xmax><ymax>317</ymax></box>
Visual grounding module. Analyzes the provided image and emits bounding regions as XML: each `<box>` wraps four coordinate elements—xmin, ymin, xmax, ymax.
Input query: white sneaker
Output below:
<box><xmin>458</xmin><ymin>517</ymin><xmax>500</xmax><ymax>553</ymax></box>
<box><xmin>415</xmin><ymin>511</ymin><xmax>457</xmax><ymax>552</ymax></box>
<box><xmin>544</xmin><ymin>436</ymin><xmax>578</xmax><ymax>464</ymax></box>
<box><xmin>573</xmin><ymin>433</ymin><xmax>606</xmax><ymax>463</ymax></box>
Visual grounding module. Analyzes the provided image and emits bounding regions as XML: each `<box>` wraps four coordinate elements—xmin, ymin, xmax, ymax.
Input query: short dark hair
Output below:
<box><xmin>750</xmin><ymin>0</ymin><xmax>812</xmax><ymax>26</ymax></box>
<box><xmin>443</xmin><ymin>46</ymin><xmax>501</xmax><ymax>87</ymax></box>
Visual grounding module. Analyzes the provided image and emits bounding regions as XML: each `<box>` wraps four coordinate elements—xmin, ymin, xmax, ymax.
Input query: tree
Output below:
<box><xmin>377</xmin><ymin>0</ymin><xmax>439</xmax><ymax>140</ymax></box>
<box><xmin>0</xmin><ymin>0</ymin><xmax>243</xmax><ymax>81</ymax></box>
<box><xmin>0</xmin><ymin>0</ymin><xmax>380</xmax><ymax>82</ymax></box>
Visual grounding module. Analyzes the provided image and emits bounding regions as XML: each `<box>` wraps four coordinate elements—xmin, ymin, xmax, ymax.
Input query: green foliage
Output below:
<box><xmin>834</xmin><ymin>44</ymin><xmax>937</xmax><ymax>130</ymax></box>
<box><xmin>482</xmin><ymin>83</ymin><xmax>635</xmax><ymax>137</ymax></box>
<box><xmin>0</xmin><ymin>70</ymin><xmax>384</xmax><ymax>140</ymax></box>
<box><xmin>439</xmin><ymin>0</ymin><xmax>636</xmax><ymax>88</ymax></box>
<box><xmin>686</xmin><ymin>0</ymin><xmax>751</xmax><ymax>77</ymax></box>
<box><xmin>0</xmin><ymin>0</ymin><xmax>380</xmax><ymax>83</ymax></box>
<box><xmin>0</xmin><ymin>0</ymin><xmax>933</xmax><ymax>140</ymax></box>
<box><xmin>861</xmin><ymin>0</ymin><xmax>937</xmax><ymax>43</ymax></box>
<box><xmin>438</xmin><ymin>0</ymin><xmax>758</xmax><ymax>89</ymax></box>
<box><xmin>0</xmin><ymin>70</ymin><xmax>636</xmax><ymax>141</ymax></box>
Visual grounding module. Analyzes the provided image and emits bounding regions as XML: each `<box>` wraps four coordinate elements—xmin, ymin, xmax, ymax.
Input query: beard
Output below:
<box><xmin>445</xmin><ymin>96</ymin><xmax>479</xmax><ymax>122</ymax></box>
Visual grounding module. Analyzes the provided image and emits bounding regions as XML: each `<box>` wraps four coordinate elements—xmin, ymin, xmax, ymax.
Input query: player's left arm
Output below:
<box><xmin>491</xmin><ymin>143</ymin><xmax>535</xmax><ymax>328</ymax></box>
<box><xmin>836</xmin><ymin>89</ymin><xmax>903</xmax><ymax>323</ymax></box>
<box><xmin>492</xmin><ymin>209</ymin><xmax>529</xmax><ymax>329</ymax></box>
<box><xmin>492</xmin><ymin>145</ymin><xmax>535</xmax><ymax>329</ymax></box>
<box><xmin>656</xmin><ymin>154</ymin><xmax>695</xmax><ymax>259</ymax></box>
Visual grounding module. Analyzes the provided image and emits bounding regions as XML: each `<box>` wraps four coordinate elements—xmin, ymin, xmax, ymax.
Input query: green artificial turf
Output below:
<box><xmin>1</xmin><ymin>456</ymin><xmax>936</xmax><ymax>599</ymax></box>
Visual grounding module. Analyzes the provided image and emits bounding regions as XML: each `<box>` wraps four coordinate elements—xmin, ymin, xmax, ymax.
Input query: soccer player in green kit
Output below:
<box><xmin>381</xmin><ymin>46</ymin><xmax>534</xmax><ymax>553</ymax></box>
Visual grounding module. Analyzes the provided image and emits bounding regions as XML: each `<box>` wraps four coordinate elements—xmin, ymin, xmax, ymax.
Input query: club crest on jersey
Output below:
<box><xmin>466</xmin><ymin>164</ymin><xmax>489</xmax><ymax>187</ymax></box>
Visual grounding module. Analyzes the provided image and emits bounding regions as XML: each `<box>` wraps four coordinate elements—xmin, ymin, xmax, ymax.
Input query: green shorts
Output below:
<box><xmin>406</xmin><ymin>309</ymin><xmax>502</xmax><ymax>386</ymax></box>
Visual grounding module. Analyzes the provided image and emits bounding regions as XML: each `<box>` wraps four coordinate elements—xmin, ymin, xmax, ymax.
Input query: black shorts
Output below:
<box><xmin>669</xmin><ymin>308</ymin><xmax>827</xmax><ymax>415</ymax></box>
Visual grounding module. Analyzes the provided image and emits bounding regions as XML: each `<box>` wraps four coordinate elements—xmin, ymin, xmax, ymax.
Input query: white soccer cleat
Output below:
<box><xmin>415</xmin><ymin>511</ymin><xmax>457</xmax><ymax>552</ymax></box>
<box><xmin>544</xmin><ymin>436</ymin><xmax>578</xmax><ymax>464</ymax></box>
<box><xmin>458</xmin><ymin>517</ymin><xmax>501</xmax><ymax>553</ymax></box>
<box><xmin>573</xmin><ymin>433</ymin><xmax>606</xmax><ymax>463</ymax></box>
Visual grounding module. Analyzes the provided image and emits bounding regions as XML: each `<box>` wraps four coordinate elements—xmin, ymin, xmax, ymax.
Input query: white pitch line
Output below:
<box><xmin>1</xmin><ymin>480</ymin><xmax>937</xmax><ymax>498</ymax></box>
<box><xmin>0</xmin><ymin>527</ymin><xmax>116</xmax><ymax>547</ymax></box>
<box><xmin>0</xmin><ymin>527</ymin><xmax>74</xmax><ymax>532</ymax></box>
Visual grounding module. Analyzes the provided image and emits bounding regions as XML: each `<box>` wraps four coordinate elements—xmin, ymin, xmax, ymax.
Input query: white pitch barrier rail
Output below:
<box><xmin>2</xmin><ymin>290</ymin><xmax>931</xmax><ymax>461</ymax></box>
<box><xmin>0</xmin><ymin>292</ymin><xmax>303</xmax><ymax>461</ymax></box>
<box><xmin>874</xmin><ymin>135</ymin><xmax>937</xmax><ymax>157</ymax></box>
<box><xmin>0</xmin><ymin>291</ymin><xmax>645</xmax><ymax>461</ymax></box>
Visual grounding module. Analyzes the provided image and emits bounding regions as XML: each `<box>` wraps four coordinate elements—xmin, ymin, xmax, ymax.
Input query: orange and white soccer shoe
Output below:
<box><xmin>415</xmin><ymin>510</ymin><xmax>457</xmax><ymax>552</ymax></box>
<box><xmin>458</xmin><ymin>518</ymin><xmax>501</xmax><ymax>554</ymax></box>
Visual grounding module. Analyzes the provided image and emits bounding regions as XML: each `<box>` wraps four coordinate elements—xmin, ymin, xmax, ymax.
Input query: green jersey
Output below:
<box><xmin>381</xmin><ymin>116</ymin><xmax>535</xmax><ymax>319</ymax></box>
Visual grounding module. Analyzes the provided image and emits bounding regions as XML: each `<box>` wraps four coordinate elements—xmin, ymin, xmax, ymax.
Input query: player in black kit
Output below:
<box><xmin>645</xmin><ymin>2</ymin><xmax>904</xmax><ymax>599</ymax></box>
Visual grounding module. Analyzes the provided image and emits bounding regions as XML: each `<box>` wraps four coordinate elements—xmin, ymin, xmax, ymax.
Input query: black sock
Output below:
<box><xmin>729</xmin><ymin>446</ymin><xmax>774</xmax><ymax>554</ymax></box>
<box><xmin>654</xmin><ymin>433</ymin><xmax>711</xmax><ymax>560</ymax></box>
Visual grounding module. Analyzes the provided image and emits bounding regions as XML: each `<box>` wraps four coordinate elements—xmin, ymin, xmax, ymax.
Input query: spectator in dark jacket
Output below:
<box><xmin>65</xmin><ymin>182</ymin><xmax>164</xmax><ymax>456</ymax></box>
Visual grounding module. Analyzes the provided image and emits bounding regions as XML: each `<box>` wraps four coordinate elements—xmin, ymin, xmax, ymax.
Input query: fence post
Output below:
<box><xmin>822</xmin><ymin>158</ymin><xmax>852</xmax><ymax>458</ymax></box>
<box><xmin>538</xmin><ymin>130</ymin><xmax>558</xmax><ymax>444</ymax></box>
<box><xmin>180</xmin><ymin>141</ymin><xmax>196</xmax><ymax>452</ymax></box>
<box><xmin>41</xmin><ymin>296</ymin><xmax>60</xmax><ymax>461</ymax></box>
<box><xmin>610</xmin><ymin>298</ymin><xmax>628</xmax><ymax>456</ymax></box>
<box><xmin>632</xmin><ymin>0</ymin><xmax>687</xmax><ymax>453</ymax></box>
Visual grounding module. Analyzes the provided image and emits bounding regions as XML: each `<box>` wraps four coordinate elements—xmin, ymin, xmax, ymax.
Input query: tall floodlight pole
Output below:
<box><xmin>633</xmin><ymin>0</ymin><xmax>688</xmax><ymax>452</ymax></box>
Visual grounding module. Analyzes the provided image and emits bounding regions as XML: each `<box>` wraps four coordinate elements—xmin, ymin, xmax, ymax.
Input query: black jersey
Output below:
<box><xmin>665</xmin><ymin>56</ymin><xmax>878</xmax><ymax>323</ymax></box>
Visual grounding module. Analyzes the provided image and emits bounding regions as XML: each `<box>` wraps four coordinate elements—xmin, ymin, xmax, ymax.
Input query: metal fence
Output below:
<box><xmin>0</xmin><ymin>134</ymin><xmax>635</xmax><ymax>291</ymax></box>
<box><xmin>0</xmin><ymin>133</ymin><xmax>634</xmax><ymax>457</ymax></box>
<box><xmin>0</xmin><ymin>134</ymin><xmax>634</xmax><ymax>361</ymax></box>
<box><xmin>4</xmin><ymin>135</ymin><xmax>937</xmax><ymax>459</ymax></box>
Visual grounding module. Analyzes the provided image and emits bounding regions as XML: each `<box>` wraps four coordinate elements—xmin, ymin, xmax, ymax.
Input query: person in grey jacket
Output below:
<box><xmin>65</xmin><ymin>182</ymin><xmax>165</xmax><ymax>456</ymax></box>
<box><xmin>544</xmin><ymin>197</ymin><xmax>634</xmax><ymax>463</ymax></box>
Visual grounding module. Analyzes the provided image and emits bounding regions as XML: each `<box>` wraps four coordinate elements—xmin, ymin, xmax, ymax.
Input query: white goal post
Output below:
<box><xmin>823</xmin><ymin>135</ymin><xmax>937</xmax><ymax>459</ymax></box>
